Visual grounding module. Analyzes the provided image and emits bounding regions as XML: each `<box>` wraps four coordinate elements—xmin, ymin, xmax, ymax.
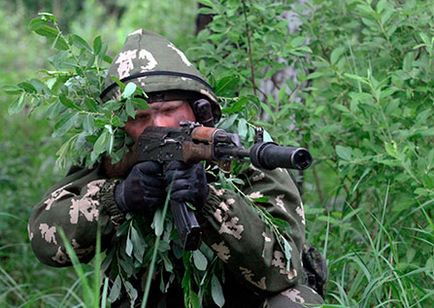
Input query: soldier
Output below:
<box><xmin>28</xmin><ymin>30</ymin><xmax>324</xmax><ymax>307</ymax></box>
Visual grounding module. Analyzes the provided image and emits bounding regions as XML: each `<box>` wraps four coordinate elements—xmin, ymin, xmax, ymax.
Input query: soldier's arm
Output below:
<box><xmin>200</xmin><ymin>166</ymin><xmax>306</xmax><ymax>294</ymax></box>
<box><xmin>28</xmin><ymin>166</ymin><xmax>124</xmax><ymax>267</ymax></box>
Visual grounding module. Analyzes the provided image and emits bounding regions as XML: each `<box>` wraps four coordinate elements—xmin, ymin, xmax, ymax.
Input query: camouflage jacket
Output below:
<box><xmin>28</xmin><ymin>164</ymin><xmax>323</xmax><ymax>306</ymax></box>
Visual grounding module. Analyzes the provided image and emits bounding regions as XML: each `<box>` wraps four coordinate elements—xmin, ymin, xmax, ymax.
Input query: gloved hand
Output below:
<box><xmin>164</xmin><ymin>161</ymin><xmax>208</xmax><ymax>208</ymax></box>
<box><xmin>114</xmin><ymin>161</ymin><xmax>166</xmax><ymax>214</ymax></box>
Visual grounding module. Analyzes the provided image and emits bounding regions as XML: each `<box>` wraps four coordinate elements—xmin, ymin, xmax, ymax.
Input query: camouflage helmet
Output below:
<box><xmin>100</xmin><ymin>29</ymin><xmax>221</xmax><ymax>123</ymax></box>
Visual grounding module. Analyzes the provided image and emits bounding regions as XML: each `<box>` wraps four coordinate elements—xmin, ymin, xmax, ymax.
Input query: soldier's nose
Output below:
<box><xmin>153</xmin><ymin>115</ymin><xmax>168</xmax><ymax>127</ymax></box>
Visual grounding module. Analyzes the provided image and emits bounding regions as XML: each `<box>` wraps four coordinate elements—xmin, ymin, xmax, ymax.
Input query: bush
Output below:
<box><xmin>192</xmin><ymin>0</ymin><xmax>433</xmax><ymax>306</ymax></box>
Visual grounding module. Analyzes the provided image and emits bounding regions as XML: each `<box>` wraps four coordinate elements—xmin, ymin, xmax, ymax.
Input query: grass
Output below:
<box><xmin>305</xmin><ymin>174</ymin><xmax>434</xmax><ymax>307</ymax></box>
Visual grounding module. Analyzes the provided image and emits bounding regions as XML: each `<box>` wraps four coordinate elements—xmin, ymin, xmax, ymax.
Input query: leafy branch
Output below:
<box><xmin>6</xmin><ymin>12</ymin><xmax>148</xmax><ymax>170</ymax></box>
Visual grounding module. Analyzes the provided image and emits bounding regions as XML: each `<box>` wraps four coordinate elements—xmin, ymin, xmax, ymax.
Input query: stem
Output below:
<box><xmin>241</xmin><ymin>0</ymin><xmax>257</xmax><ymax>96</ymax></box>
<box><xmin>312</xmin><ymin>163</ymin><xmax>325</xmax><ymax>206</ymax></box>
<box><xmin>141</xmin><ymin>183</ymin><xmax>172</xmax><ymax>308</ymax></box>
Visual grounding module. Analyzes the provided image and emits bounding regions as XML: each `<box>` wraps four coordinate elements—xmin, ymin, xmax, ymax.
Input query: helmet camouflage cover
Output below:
<box><xmin>101</xmin><ymin>29</ymin><xmax>221</xmax><ymax>122</ymax></box>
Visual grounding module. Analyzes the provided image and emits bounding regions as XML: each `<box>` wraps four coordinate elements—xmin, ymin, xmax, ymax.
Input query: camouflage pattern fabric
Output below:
<box><xmin>28</xmin><ymin>166</ymin><xmax>121</xmax><ymax>266</ymax></box>
<box><xmin>28</xmin><ymin>164</ymin><xmax>323</xmax><ymax>306</ymax></box>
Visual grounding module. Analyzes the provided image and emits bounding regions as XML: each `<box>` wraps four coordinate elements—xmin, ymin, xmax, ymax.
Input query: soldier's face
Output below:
<box><xmin>124</xmin><ymin>100</ymin><xmax>196</xmax><ymax>142</ymax></box>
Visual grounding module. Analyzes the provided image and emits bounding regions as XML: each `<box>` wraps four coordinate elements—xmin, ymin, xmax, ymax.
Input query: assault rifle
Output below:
<box><xmin>137</xmin><ymin>120</ymin><xmax>312</xmax><ymax>251</ymax></box>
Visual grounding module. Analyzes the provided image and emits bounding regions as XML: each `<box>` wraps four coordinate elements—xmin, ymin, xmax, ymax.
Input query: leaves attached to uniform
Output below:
<box><xmin>9</xmin><ymin>13</ymin><xmax>131</xmax><ymax>170</ymax></box>
<box><xmin>192</xmin><ymin>249</ymin><xmax>208</xmax><ymax>271</ymax></box>
<box><xmin>211</xmin><ymin>274</ymin><xmax>225</xmax><ymax>308</ymax></box>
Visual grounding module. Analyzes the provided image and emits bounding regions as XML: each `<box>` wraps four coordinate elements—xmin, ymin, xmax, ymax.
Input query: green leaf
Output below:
<box><xmin>330</xmin><ymin>46</ymin><xmax>346</xmax><ymax>64</ymax></box>
<box><xmin>403</xmin><ymin>52</ymin><xmax>414</xmax><ymax>72</ymax></box>
<box><xmin>336</xmin><ymin>145</ymin><xmax>352</xmax><ymax>161</ymax></box>
<box><xmin>218</xmin><ymin>114</ymin><xmax>238</xmax><ymax>130</ymax></box>
<box><xmin>131</xmin><ymin>97</ymin><xmax>149</xmax><ymax>110</ymax></box>
<box><xmin>126</xmin><ymin>227</ymin><xmax>133</xmax><ymax>257</ymax></box>
<box><xmin>70</xmin><ymin>34</ymin><xmax>92</xmax><ymax>53</ymax></box>
<box><xmin>3</xmin><ymin>85</ymin><xmax>23</xmax><ymax>95</ymax></box>
<box><xmin>53</xmin><ymin>113</ymin><xmax>79</xmax><ymax>137</ymax></box>
<box><xmin>28</xmin><ymin>17</ymin><xmax>47</xmax><ymax>31</ymax></box>
<box><xmin>103</xmin><ymin>54</ymin><xmax>113</xmax><ymax>64</ymax></box>
<box><xmin>223</xmin><ymin>96</ymin><xmax>248</xmax><ymax>113</ymax></box>
<box><xmin>189</xmin><ymin>290</ymin><xmax>201</xmax><ymax>308</ymax></box>
<box><xmin>237</xmin><ymin>118</ymin><xmax>248</xmax><ymax>139</ymax></box>
<box><xmin>307</xmin><ymin>71</ymin><xmax>327</xmax><ymax>79</ymax></box>
<box><xmin>263</xmin><ymin>129</ymin><xmax>273</xmax><ymax>142</ymax></box>
<box><xmin>59</xmin><ymin>94</ymin><xmax>81</xmax><ymax>110</ymax></box>
<box><xmin>271</xmin><ymin>218</ymin><xmax>290</xmax><ymax>230</ymax></box>
<box><xmin>84</xmin><ymin>98</ymin><xmax>98</xmax><ymax>112</ymax></box>
<box><xmin>152</xmin><ymin>208</ymin><xmax>164</xmax><ymax>236</ymax></box>
<box><xmin>384</xmin><ymin>141</ymin><xmax>398</xmax><ymax>158</ymax></box>
<box><xmin>109</xmin><ymin>275</ymin><xmax>122</xmax><ymax>302</ymax></box>
<box><xmin>123</xmin><ymin>281</ymin><xmax>138</xmax><ymax>304</ymax></box>
<box><xmin>122</xmin><ymin>82</ymin><xmax>137</xmax><ymax>99</ymax></box>
<box><xmin>8</xmin><ymin>93</ymin><xmax>25</xmax><ymax>114</ymax></box>
<box><xmin>29</xmin><ymin>79</ymin><xmax>50</xmax><ymax>94</ymax></box>
<box><xmin>381</xmin><ymin>8</ymin><xmax>394</xmax><ymax>25</ymax></box>
<box><xmin>376</xmin><ymin>0</ymin><xmax>388</xmax><ymax>13</ymax></box>
<box><xmin>192</xmin><ymin>250</ymin><xmax>208</xmax><ymax>271</ymax></box>
<box><xmin>17</xmin><ymin>81</ymin><xmax>37</xmax><ymax>93</ymax></box>
<box><xmin>419</xmin><ymin>32</ymin><xmax>430</xmax><ymax>45</ymax></box>
<box><xmin>259</xmin><ymin>101</ymin><xmax>276</xmax><ymax>122</ymax></box>
<box><xmin>32</xmin><ymin>24</ymin><xmax>68</xmax><ymax>50</ymax></box>
<box><xmin>93</xmin><ymin>36</ymin><xmax>102</xmax><ymax>55</ymax></box>
<box><xmin>83</xmin><ymin>115</ymin><xmax>95</xmax><ymax>132</ymax></box>
<box><xmin>91</xmin><ymin>129</ymin><xmax>110</xmax><ymax>158</ymax></box>
<box><xmin>283</xmin><ymin>239</ymin><xmax>293</xmax><ymax>271</ymax></box>
<box><xmin>214</xmin><ymin>75</ymin><xmax>239</xmax><ymax>97</ymax></box>
<box><xmin>211</xmin><ymin>274</ymin><xmax>225</xmax><ymax>307</ymax></box>
<box><xmin>290</xmin><ymin>36</ymin><xmax>305</xmax><ymax>47</ymax></box>
<box><xmin>198</xmin><ymin>0</ymin><xmax>214</xmax><ymax>8</ymax></box>
<box><xmin>344</xmin><ymin>73</ymin><xmax>369</xmax><ymax>85</ymax></box>
<box><xmin>125</xmin><ymin>100</ymin><xmax>136</xmax><ymax>118</ymax></box>
<box><xmin>333</xmin><ymin>104</ymin><xmax>350</xmax><ymax>113</ymax></box>
<box><xmin>56</xmin><ymin>134</ymin><xmax>79</xmax><ymax>169</ymax></box>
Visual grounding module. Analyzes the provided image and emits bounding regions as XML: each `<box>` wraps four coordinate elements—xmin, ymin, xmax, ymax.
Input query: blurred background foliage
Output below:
<box><xmin>0</xmin><ymin>0</ymin><xmax>433</xmax><ymax>307</ymax></box>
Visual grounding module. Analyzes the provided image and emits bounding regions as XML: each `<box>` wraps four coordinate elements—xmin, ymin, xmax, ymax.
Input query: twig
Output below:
<box><xmin>312</xmin><ymin>163</ymin><xmax>325</xmax><ymax>206</ymax></box>
<box><xmin>241</xmin><ymin>0</ymin><xmax>257</xmax><ymax>96</ymax></box>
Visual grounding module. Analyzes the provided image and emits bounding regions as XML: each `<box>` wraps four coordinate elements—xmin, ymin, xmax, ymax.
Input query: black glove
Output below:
<box><xmin>114</xmin><ymin>161</ymin><xmax>165</xmax><ymax>214</ymax></box>
<box><xmin>164</xmin><ymin>161</ymin><xmax>208</xmax><ymax>208</ymax></box>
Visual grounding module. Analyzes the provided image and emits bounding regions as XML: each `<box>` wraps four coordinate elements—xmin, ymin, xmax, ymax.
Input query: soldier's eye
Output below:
<box><xmin>136</xmin><ymin>113</ymin><xmax>150</xmax><ymax>120</ymax></box>
<box><xmin>162</xmin><ymin>107</ymin><xmax>176</xmax><ymax>113</ymax></box>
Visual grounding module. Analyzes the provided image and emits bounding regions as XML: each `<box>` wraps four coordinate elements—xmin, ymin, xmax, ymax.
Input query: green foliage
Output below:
<box><xmin>296</xmin><ymin>1</ymin><xmax>434</xmax><ymax>305</ymax></box>
<box><xmin>191</xmin><ymin>0</ymin><xmax>433</xmax><ymax>306</ymax></box>
<box><xmin>299</xmin><ymin>0</ymin><xmax>433</xmax><ymax>199</ymax></box>
<box><xmin>7</xmin><ymin>13</ymin><xmax>152</xmax><ymax>170</ymax></box>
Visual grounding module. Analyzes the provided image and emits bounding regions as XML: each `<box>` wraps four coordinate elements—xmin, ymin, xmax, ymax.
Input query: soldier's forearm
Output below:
<box><xmin>200</xmin><ymin>167</ymin><xmax>306</xmax><ymax>293</ymax></box>
<box><xmin>28</xmin><ymin>167</ymin><xmax>122</xmax><ymax>267</ymax></box>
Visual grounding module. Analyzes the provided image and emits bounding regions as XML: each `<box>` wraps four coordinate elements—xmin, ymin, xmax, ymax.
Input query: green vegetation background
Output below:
<box><xmin>0</xmin><ymin>0</ymin><xmax>432</xmax><ymax>307</ymax></box>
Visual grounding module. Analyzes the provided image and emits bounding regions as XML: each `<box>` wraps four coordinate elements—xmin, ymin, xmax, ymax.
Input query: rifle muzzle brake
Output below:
<box><xmin>250</xmin><ymin>142</ymin><xmax>313</xmax><ymax>170</ymax></box>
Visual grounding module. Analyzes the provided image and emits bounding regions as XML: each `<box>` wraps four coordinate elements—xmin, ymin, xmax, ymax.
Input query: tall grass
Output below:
<box><xmin>306</xmin><ymin>180</ymin><xmax>434</xmax><ymax>307</ymax></box>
